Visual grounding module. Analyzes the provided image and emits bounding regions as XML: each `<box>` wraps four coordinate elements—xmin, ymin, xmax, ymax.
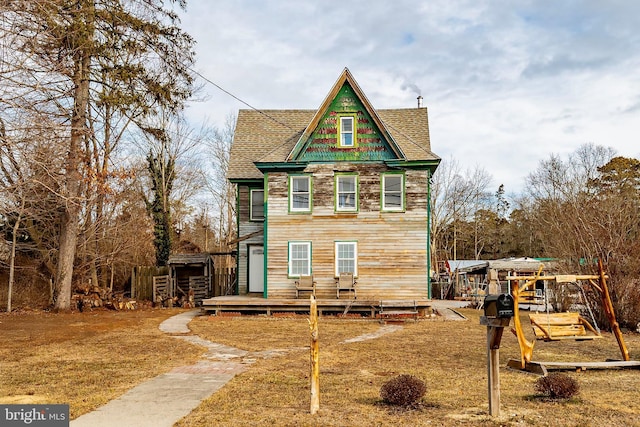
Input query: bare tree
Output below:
<box><xmin>204</xmin><ymin>114</ymin><xmax>237</xmax><ymax>248</ymax></box>
<box><xmin>431</xmin><ymin>157</ymin><xmax>492</xmax><ymax>266</ymax></box>
<box><xmin>0</xmin><ymin>0</ymin><xmax>195</xmax><ymax>309</ymax></box>
<box><xmin>138</xmin><ymin>113</ymin><xmax>205</xmax><ymax>265</ymax></box>
<box><xmin>524</xmin><ymin>144</ymin><xmax>640</xmax><ymax>327</ymax></box>
<box><xmin>0</xmin><ymin>115</ymin><xmax>65</xmax><ymax>308</ymax></box>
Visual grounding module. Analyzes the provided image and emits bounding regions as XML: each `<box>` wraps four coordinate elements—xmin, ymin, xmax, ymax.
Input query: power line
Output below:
<box><xmin>191</xmin><ymin>68</ymin><xmax>431</xmax><ymax>159</ymax></box>
<box><xmin>189</xmin><ymin>67</ymin><xmax>296</xmax><ymax>132</ymax></box>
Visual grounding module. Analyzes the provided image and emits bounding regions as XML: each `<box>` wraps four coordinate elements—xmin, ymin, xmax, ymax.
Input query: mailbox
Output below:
<box><xmin>484</xmin><ymin>294</ymin><xmax>514</xmax><ymax>318</ymax></box>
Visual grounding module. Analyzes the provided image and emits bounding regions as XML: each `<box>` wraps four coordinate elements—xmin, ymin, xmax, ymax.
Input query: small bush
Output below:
<box><xmin>534</xmin><ymin>373</ymin><xmax>579</xmax><ymax>399</ymax></box>
<box><xmin>380</xmin><ymin>374</ymin><xmax>426</xmax><ymax>406</ymax></box>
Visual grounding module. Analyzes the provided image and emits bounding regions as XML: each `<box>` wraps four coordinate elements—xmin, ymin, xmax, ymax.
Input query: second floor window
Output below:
<box><xmin>289</xmin><ymin>175</ymin><xmax>311</xmax><ymax>212</ymax></box>
<box><xmin>382</xmin><ymin>174</ymin><xmax>404</xmax><ymax>211</ymax></box>
<box><xmin>250</xmin><ymin>189</ymin><xmax>264</xmax><ymax>221</ymax></box>
<box><xmin>336</xmin><ymin>174</ymin><xmax>358</xmax><ymax>212</ymax></box>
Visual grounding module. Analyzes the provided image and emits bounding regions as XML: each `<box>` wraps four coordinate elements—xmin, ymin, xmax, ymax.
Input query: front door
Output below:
<box><xmin>248</xmin><ymin>245</ymin><xmax>264</xmax><ymax>293</ymax></box>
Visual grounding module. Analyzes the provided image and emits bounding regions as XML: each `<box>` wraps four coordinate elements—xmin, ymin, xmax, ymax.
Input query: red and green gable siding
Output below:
<box><xmin>297</xmin><ymin>83</ymin><xmax>397</xmax><ymax>162</ymax></box>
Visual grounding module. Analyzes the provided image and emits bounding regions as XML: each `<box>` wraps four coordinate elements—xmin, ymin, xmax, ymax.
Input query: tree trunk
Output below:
<box><xmin>55</xmin><ymin>209</ymin><xmax>79</xmax><ymax>310</ymax></box>
<box><xmin>54</xmin><ymin>4</ymin><xmax>93</xmax><ymax>310</ymax></box>
<box><xmin>7</xmin><ymin>205</ymin><xmax>22</xmax><ymax>313</ymax></box>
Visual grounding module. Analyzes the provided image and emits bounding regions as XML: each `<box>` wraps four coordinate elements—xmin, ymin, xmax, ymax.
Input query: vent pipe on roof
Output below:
<box><xmin>417</xmin><ymin>95</ymin><xmax>423</xmax><ymax>108</ymax></box>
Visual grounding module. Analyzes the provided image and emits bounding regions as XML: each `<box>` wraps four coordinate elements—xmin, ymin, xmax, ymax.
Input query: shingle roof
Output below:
<box><xmin>228</xmin><ymin>107</ymin><xmax>439</xmax><ymax>180</ymax></box>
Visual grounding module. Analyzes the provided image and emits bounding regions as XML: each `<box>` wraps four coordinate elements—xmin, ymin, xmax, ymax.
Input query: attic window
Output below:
<box><xmin>339</xmin><ymin>116</ymin><xmax>355</xmax><ymax>147</ymax></box>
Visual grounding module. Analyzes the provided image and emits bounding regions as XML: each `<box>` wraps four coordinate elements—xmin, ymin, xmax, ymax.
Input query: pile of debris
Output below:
<box><xmin>154</xmin><ymin>289</ymin><xmax>197</xmax><ymax>309</ymax></box>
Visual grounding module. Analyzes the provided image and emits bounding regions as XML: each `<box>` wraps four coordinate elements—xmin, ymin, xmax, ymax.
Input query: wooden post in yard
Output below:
<box><xmin>480</xmin><ymin>316</ymin><xmax>510</xmax><ymax>417</ymax></box>
<box><xmin>309</xmin><ymin>295</ymin><xmax>320</xmax><ymax>415</ymax></box>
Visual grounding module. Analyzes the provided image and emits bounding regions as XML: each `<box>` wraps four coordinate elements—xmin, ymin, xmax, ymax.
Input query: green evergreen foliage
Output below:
<box><xmin>146</xmin><ymin>151</ymin><xmax>175</xmax><ymax>267</ymax></box>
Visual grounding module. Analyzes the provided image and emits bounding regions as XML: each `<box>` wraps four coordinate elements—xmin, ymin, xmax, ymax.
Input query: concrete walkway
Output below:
<box><xmin>71</xmin><ymin>303</ymin><xmax>468</xmax><ymax>427</ymax></box>
<box><xmin>429</xmin><ymin>300</ymin><xmax>470</xmax><ymax>321</ymax></box>
<box><xmin>71</xmin><ymin>310</ymin><xmax>251</xmax><ymax>427</ymax></box>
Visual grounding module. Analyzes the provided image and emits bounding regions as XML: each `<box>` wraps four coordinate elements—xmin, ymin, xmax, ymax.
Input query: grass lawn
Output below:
<box><xmin>1</xmin><ymin>307</ymin><xmax>639</xmax><ymax>426</ymax></box>
<box><xmin>179</xmin><ymin>309</ymin><xmax>640</xmax><ymax>427</ymax></box>
<box><xmin>0</xmin><ymin>308</ymin><xmax>203</xmax><ymax>419</ymax></box>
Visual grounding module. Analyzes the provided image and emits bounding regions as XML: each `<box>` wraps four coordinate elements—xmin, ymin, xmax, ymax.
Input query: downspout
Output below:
<box><xmin>427</xmin><ymin>169</ymin><xmax>432</xmax><ymax>300</ymax></box>
<box><xmin>263</xmin><ymin>173</ymin><xmax>269</xmax><ymax>299</ymax></box>
<box><xmin>234</xmin><ymin>184</ymin><xmax>240</xmax><ymax>295</ymax></box>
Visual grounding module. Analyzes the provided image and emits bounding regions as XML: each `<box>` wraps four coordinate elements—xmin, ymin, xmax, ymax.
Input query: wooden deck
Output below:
<box><xmin>201</xmin><ymin>295</ymin><xmax>432</xmax><ymax>318</ymax></box>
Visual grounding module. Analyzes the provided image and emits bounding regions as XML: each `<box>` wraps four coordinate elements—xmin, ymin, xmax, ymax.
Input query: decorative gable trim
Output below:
<box><xmin>287</xmin><ymin>68</ymin><xmax>406</xmax><ymax>162</ymax></box>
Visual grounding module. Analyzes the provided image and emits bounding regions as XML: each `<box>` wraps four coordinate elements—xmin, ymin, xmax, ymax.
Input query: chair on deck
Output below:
<box><xmin>336</xmin><ymin>272</ymin><xmax>357</xmax><ymax>299</ymax></box>
<box><xmin>294</xmin><ymin>275</ymin><xmax>316</xmax><ymax>298</ymax></box>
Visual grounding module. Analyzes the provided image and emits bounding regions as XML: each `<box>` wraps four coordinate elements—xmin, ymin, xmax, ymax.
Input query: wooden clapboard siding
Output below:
<box><xmin>229</xmin><ymin>70</ymin><xmax>440</xmax><ymax>301</ymax></box>
<box><xmin>237</xmin><ymin>185</ymin><xmax>264</xmax><ymax>294</ymax></box>
<box><xmin>265</xmin><ymin>164</ymin><xmax>430</xmax><ymax>299</ymax></box>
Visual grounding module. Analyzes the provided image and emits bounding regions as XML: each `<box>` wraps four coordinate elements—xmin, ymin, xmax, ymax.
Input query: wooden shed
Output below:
<box><xmin>168</xmin><ymin>253</ymin><xmax>213</xmax><ymax>305</ymax></box>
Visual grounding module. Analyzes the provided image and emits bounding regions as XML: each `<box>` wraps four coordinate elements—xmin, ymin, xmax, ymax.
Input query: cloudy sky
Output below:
<box><xmin>177</xmin><ymin>0</ymin><xmax>640</xmax><ymax>194</ymax></box>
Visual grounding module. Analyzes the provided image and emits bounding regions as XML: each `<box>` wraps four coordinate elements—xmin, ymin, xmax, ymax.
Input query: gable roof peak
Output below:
<box><xmin>286</xmin><ymin>68</ymin><xmax>405</xmax><ymax>161</ymax></box>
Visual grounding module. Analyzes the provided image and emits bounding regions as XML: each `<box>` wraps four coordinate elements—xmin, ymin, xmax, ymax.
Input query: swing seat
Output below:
<box><xmin>529</xmin><ymin>312</ymin><xmax>602</xmax><ymax>341</ymax></box>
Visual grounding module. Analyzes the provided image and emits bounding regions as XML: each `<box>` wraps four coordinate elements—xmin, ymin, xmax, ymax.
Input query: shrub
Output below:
<box><xmin>534</xmin><ymin>373</ymin><xmax>579</xmax><ymax>399</ymax></box>
<box><xmin>380</xmin><ymin>374</ymin><xmax>426</xmax><ymax>406</ymax></box>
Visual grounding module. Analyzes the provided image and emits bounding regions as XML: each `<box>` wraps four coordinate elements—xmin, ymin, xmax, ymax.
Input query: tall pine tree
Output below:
<box><xmin>0</xmin><ymin>1</ymin><xmax>195</xmax><ymax>309</ymax></box>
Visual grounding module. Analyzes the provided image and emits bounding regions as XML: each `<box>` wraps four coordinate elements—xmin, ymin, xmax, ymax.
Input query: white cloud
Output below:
<box><xmin>178</xmin><ymin>0</ymin><xmax>640</xmax><ymax>194</ymax></box>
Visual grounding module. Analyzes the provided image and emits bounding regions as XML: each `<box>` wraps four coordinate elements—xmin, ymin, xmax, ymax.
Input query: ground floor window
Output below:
<box><xmin>288</xmin><ymin>241</ymin><xmax>311</xmax><ymax>277</ymax></box>
<box><xmin>335</xmin><ymin>241</ymin><xmax>357</xmax><ymax>277</ymax></box>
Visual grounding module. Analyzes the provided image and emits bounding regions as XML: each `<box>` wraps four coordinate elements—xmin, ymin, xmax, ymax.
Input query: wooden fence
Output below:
<box><xmin>213</xmin><ymin>265</ymin><xmax>237</xmax><ymax>296</ymax></box>
<box><xmin>131</xmin><ymin>266</ymin><xmax>169</xmax><ymax>300</ymax></box>
<box><xmin>189</xmin><ymin>276</ymin><xmax>208</xmax><ymax>303</ymax></box>
<box><xmin>130</xmin><ymin>260</ymin><xmax>235</xmax><ymax>302</ymax></box>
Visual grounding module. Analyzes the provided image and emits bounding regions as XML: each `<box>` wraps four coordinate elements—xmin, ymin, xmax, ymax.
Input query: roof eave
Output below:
<box><xmin>385</xmin><ymin>159</ymin><xmax>441</xmax><ymax>172</ymax></box>
<box><xmin>228</xmin><ymin>178</ymin><xmax>264</xmax><ymax>184</ymax></box>
<box><xmin>254</xmin><ymin>161</ymin><xmax>309</xmax><ymax>173</ymax></box>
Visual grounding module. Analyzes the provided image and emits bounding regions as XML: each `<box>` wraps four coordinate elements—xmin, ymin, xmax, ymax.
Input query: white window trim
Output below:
<box><xmin>335</xmin><ymin>174</ymin><xmax>358</xmax><ymax>212</ymax></box>
<box><xmin>334</xmin><ymin>241</ymin><xmax>358</xmax><ymax>277</ymax></box>
<box><xmin>382</xmin><ymin>174</ymin><xmax>404</xmax><ymax>211</ymax></box>
<box><xmin>289</xmin><ymin>175</ymin><xmax>311</xmax><ymax>212</ymax></box>
<box><xmin>339</xmin><ymin>116</ymin><xmax>355</xmax><ymax>147</ymax></box>
<box><xmin>288</xmin><ymin>241</ymin><xmax>311</xmax><ymax>277</ymax></box>
<box><xmin>250</xmin><ymin>189</ymin><xmax>265</xmax><ymax>221</ymax></box>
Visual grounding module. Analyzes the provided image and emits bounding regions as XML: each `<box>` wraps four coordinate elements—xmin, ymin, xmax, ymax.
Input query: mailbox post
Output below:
<box><xmin>480</xmin><ymin>294</ymin><xmax>514</xmax><ymax>417</ymax></box>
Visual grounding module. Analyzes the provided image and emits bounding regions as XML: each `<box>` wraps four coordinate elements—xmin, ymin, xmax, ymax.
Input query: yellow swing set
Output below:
<box><xmin>508</xmin><ymin>259</ymin><xmax>633</xmax><ymax>374</ymax></box>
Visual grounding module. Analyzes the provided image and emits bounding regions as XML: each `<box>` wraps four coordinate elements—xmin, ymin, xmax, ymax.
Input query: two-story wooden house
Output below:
<box><xmin>228</xmin><ymin>68</ymin><xmax>440</xmax><ymax>301</ymax></box>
